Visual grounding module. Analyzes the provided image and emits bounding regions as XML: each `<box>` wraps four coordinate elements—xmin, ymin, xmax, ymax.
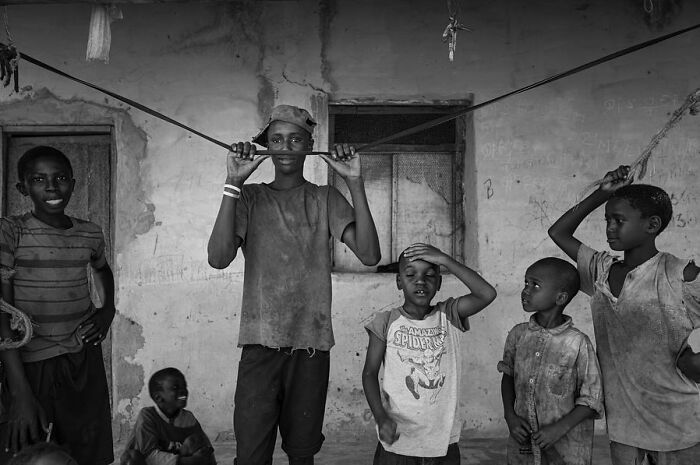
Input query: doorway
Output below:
<box><xmin>0</xmin><ymin>127</ymin><xmax>114</xmax><ymax>396</ymax></box>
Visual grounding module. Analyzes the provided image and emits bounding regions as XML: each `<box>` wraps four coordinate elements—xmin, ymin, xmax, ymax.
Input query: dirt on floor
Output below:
<box><xmin>114</xmin><ymin>435</ymin><xmax>614</xmax><ymax>464</ymax></box>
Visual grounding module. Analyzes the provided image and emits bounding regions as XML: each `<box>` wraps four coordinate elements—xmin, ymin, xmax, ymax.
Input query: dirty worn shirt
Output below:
<box><xmin>365</xmin><ymin>298</ymin><xmax>467</xmax><ymax>457</ymax></box>
<box><xmin>498</xmin><ymin>315</ymin><xmax>603</xmax><ymax>465</ymax></box>
<box><xmin>234</xmin><ymin>182</ymin><xmax>354</xmax><ymax>350</ymax></box>
<box><xmin>0</xmin><ymin>213</ymin><xmax>106</xmax><ymax>362</ymax></box>
<box><xmin>577</xmin><ymin>244</ymin><xmax>700</xmax><ymax>451</ymax></box>
<box><xmin>124</xmin><ymin>406</ymin><xmax>214</xmax><ymax>465</ymax></box>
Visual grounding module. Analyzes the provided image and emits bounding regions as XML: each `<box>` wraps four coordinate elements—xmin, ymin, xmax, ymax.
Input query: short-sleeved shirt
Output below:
<box><xmin>577</xmin><ymin>244</ymin><xmax>700</xmax><ymax>451</ymax></box>
<box><xmin>0</xmin><ymin>213</ymin><xmax>107</xmax><ymax>363</ymax></box>
<box><xmin>234</xmin><ymin>182</ymin><xmax>355</xmax><ymax>350</ymax></box>
<box><xmin>497</xmin><ymin>315</ymin><xmax>603</xmax><ymax>465</ymax></box>
<box><xmin>365</xmin><ymin>298</ymin><xmax>468</xmax><ymax>457</ymax></box>
<box><xmin>124</xmin><ymin>406</ymin><xmax>214</xmax><ymax>465</ymax></box>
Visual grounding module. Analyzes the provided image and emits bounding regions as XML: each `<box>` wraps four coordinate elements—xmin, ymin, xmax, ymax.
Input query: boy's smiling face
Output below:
<box><xmin>155</xmin><ymin>373</ymin><xmax>189</xmax><ymax>418</ymax></box>
<box><xmin>267</xmin><ymin>120</ymin><xmax>312</xmax><ymax>175</ymax></box>
<box><xmin>17</xmin><ymin>155</ymin><xmax>75</xmax><ymax>222</ymax></box>
<box><xmin>604</xmin><ymin>198</ymin><xmax>656</xmax><ymax>251</ymax></box>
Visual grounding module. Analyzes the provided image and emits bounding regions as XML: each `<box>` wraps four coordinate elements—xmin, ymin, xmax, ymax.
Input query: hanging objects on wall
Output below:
<box><xmin>638</xmin><ymin>0</ymin><xmax>683</xmax><ymax>29</ymax></box>
<box><xmin>0</xmin><ymin>6</ymin><xmax>18</xmax><ymax>92</ymax></box>
<box><xmin>441</xmin><ymin>0</ymin><xmax>471</xmax><ymax>62</ymax></box>
<box><xmin>86</xmin><ymin>3</ymin><xmax>122</xmax><ymax>63</ymax></box>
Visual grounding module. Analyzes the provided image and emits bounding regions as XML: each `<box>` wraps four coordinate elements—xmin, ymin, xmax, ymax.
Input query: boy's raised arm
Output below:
<box><xmin>320</xmin><ymin>146</ymin><xmax>380</xmax><ymax>266</ymax></box>
<box><xmin>362</xmin><ymin>333</ymin><xmax>399</xmax><ymax>445</ymax></box>
<box><xmin>208</xmin><ymin>144</ymin><xmax>268</xmax><ymax>269</ymax></box>
<box><xmin>549</xmin><ymin>165</ymin><xmax>632</xmax><ymax>261</ymax></box>
<box><xmin>402</xmin><ymin>243</ymin><xmax>497</xmax><ymax>319</ymax></box>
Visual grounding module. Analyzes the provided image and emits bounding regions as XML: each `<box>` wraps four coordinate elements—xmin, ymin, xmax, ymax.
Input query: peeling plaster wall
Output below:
<box><xmin>1</xmin><ymin>0</ymin><xmax>699</xmax><ymax>443</ymax></box>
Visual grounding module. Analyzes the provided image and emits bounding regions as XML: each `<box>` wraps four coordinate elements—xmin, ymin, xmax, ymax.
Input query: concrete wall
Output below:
<box><xmin>1</xmin><ymin>0</ymin><xmax>699</xmax><ymax>441</ymax></box>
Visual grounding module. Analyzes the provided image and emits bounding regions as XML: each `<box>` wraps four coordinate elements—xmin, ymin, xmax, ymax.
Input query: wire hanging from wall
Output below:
<box><xmin>1</xmin><ymin>23</ymin><xmax>699</xmax><ymax>156</ymax></box>
<box><xmin>0</xmin><ymin>6</ymin><xmax>18</xmax><ymax>92</ymax></box>
<box><xmin>442</xmin><ymin>0</ymin><xmax>471</xmax><ymax>62</ymax></box>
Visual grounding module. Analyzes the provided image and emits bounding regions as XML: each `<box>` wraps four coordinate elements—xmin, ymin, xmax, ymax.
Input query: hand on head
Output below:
<box><xmin>401</xmin><ymin>243</ymin><xmax>448</xmax><ymax>267</ymax></box>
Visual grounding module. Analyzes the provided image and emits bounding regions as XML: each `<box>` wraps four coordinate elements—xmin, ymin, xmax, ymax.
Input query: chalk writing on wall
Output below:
<box><xmin>484</xmin><ymin>179</ymin><xmax>494</xmax><ymax>199</ymax></box>
<box><xmin>603</xmin><ymin>94</ymin><xmax>682</xmax><ymax>114</ymax></box>
<box><xmin>120</xmin><ymin>254</ymin><xmax>242</xmax><ymax>286</ymax></box>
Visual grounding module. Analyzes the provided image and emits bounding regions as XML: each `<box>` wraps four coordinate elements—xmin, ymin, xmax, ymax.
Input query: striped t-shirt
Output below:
<box><xmin>0</xmin><ymin>212</ymin><xmax>107</xmax><ymax>362</ymax></box>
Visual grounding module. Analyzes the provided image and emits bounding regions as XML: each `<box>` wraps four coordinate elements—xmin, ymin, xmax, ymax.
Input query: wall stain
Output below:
<box><xmin>112</xmin><ymin>314</ymin><xmax>146</xmax><ymax>440</ymax></box>
<box><xmin>319</xmin><ymin>0</ymin><xmax>339</xmax><ymax>93</ymax></box>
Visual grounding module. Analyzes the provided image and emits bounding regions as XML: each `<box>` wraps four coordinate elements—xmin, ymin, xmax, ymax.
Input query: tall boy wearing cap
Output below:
<box><xmin>208</xmin><ymin>105</ymin><xmax>381</xmax><ymax>465</ymax></box>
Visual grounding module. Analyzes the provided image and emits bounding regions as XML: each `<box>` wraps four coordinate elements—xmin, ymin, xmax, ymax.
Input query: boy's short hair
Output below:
<box><xmin>17</xmin><ymin>146</ymin><xmax>73</xmax><ymax>181</ymax></box>
<box><xmin>148</xmin><ymin>367</ymin><xmax>185</xmax><ymax>400</ymax></box>
<box><xmin>530</xmin><ymin>257</ymin><xmax>580</xmax><ymax>304</ymax></box>
<box><xmin>252</xmin><ymin>105</ymin><xmax>317</xmax><ymax>147</ymax></box>
<box><xmin>611</xmin><ymin>184</ymin><xmax>673</xmax><ymax>235</ymax></box>
<box><xmin>8</xmin><ymin>442</ymin><xmax>72</xmax><ymax>465</ymax></box>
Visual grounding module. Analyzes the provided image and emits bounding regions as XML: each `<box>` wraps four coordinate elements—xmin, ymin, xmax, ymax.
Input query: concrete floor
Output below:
<box><xmin>115</xmin><ymin>435</ymin><xmax>614</xmax><ymax>464</ymax></box>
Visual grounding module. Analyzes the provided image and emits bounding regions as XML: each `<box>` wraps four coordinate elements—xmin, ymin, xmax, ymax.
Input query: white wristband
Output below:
<box><xmin>224</xmin><ymin>184</ymin><xmax>241</xmax><ymax>193</ymax></box>
<box><xmin>223</xmin><ymin>191</ymin><xmax>240</xmax><ymax>199</ymax></box>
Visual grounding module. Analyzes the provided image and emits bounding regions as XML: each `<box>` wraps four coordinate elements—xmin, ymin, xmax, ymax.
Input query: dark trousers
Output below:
<box><xmin>373</xmin><ymin>442</ymin><xmax>461</xmax><ymax>465</ymax></box>
<box><xmin>233</xmin><ymin>345</ymin><xmax>330</xmax><ymax>465</ymax></box>
<box><xmin>0</xmin><ymin>344</ymin><xmax>113</xmax><ymax>465</ymax></box>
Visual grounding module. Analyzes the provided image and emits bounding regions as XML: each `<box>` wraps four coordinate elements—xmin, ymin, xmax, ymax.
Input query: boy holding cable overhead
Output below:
<box><xmin>549</xmin><ymin>165</ymin><xmax>700</xmax><ymax>464</ymax></box>
<box><xmin>207</xmin><ymin>104</ymin><xmax>380</xmax><ymax>465</ymax></box>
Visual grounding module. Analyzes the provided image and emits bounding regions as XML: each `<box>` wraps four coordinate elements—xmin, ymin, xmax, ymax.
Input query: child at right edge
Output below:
<box><xmin>548</xmin><ymin>165</ymin><xmax>700</xmax><ymax>464</ymax></box>
<box><xmin>362</xmin><ymin>243</ymin><xmax>497</xmax><ymax>465</ymax></box>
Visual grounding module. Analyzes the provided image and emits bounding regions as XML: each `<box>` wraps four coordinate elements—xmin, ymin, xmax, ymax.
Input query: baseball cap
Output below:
<box><xmin>252</xmin><ymin>105</ymin><xmax>317</xmax><ymax>147</ymax></box>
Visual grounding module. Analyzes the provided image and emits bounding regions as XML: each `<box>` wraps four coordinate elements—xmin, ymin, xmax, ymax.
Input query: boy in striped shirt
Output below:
<box><xmin>0</xmin><ymin>146</ymin><xmax>114</xmax><ymax>464</ymax></box>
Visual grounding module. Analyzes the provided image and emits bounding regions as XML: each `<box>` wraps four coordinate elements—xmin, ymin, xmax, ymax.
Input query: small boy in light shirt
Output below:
<box><xmin>499</xmin><ymin>257</ymin><xmax>603</xmax><ymax>465</ymax></box>
<box><xmin>362</xmin><ymin>243</ymin><xmax>497</xmax><ymax>464</ymax></box>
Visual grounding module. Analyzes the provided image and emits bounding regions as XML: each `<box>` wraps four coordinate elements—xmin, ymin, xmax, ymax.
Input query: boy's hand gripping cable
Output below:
<box><xmin>1</xmin><ymin>22</ymin><xmax>699</xmax><ymax>156</ymax></box>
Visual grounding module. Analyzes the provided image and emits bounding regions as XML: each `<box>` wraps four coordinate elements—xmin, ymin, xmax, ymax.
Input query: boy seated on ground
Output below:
<box><xmin>121</xmin><ymin>368</ymin><xmax>215</xmax><ymax>465</ymax></box>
